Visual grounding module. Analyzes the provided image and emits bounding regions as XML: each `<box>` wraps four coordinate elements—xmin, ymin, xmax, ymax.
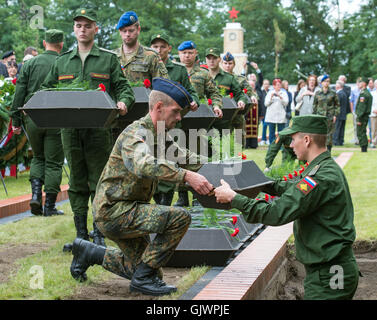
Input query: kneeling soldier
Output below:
<box><xmin>70</xmin><ymin>78</ymin><xmax>213</xmax><ymax>296</ymax></box>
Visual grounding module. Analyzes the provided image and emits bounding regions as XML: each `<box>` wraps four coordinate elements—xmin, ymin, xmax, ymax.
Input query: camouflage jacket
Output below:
<box><xmin>93</xmin><ymin>113</ymin><xmax>204</xmax><ymax>221</ymax></box>
<box><xmin>355</xmin><ymin>88</ymin><xmax>372</xmax><ymax>122</ymax></box>
<box><xmin>312</xmin><ymin>89</ymin><xmax>340</xmax><ymax>119</ymax></box>
<box><xmin>114</xmin><ymin>43</ymin><xmax>169</xmax><ymax>85</ymax></box>
<box><xmin>188</xmin><ymin>64</ymin><xmax>222</xmax><ymax>110</ymax></box>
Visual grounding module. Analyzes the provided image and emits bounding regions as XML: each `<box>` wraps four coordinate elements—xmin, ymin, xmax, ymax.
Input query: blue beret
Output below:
<box><xmin>178</xmin><ymin>41</ymin><xmax>196</xmax><ymax>51</ymax></box>
<box><xmin>223</xmin><ymin>52</ymin><xmax>234</xmax><ymax>62</ymax></box>
<box><xmin>321</xmin><ymin>74</ymin><xmax>330</xmax><ymax>82</ymax></box>
<box><xmin>116</xmin><ymin>11</ymin><xmax>138</xmax><ymax>29</ymax></box>
<box><xmin>152</xmin><ymin>78</ymin><xmax>193</xmax><ymax>109</ymax></box>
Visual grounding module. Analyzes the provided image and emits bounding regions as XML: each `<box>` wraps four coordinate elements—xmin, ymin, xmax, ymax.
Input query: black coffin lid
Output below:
<box><xmin>219</xmin><ymin>97</ymin><xmax>239</xmax><ymax>121</ymax></box>
<box><xmin>181</xmin><ymin>103</ymin><xmax>216</xmax><ymax>130</ymax></box>
<box><xmin>190</xmin><ymin>160</ymin><xmax>274</xmax><ymax>209</ymax></box>
<box><xmin>121</xmin><ymin>86</ymin><xmax>151</xmax><ymax>122</ymax></box>
<box><xmin>21</xmin><ymin>90</ymin><xmax>118</xmax><ymax>128</ymax></box>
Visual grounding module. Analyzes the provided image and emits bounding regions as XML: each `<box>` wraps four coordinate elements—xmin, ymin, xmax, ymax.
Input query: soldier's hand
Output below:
<box><xmin>184</xmin><ymin>171</ymin><xmax>213</xmax><ymax>195</ymax></box>
<box><xmin>12</xmin><ymin>126</ymin><xmax>21</xmax><ymax>135</ymax></box>
<box><xmin>117</xmin><ymin>102</ymin><xmax>127</xmax><ymax>116</ymax></box>
<box><xmin>237</xmin><ymin>101</ymin><xmax>245</xmax><ymax>110</ymax></box>
<box><xmin>333</xmin><ymin>116</ymin><xmax>336</xmax><ymax>123</ymax></box>
<box><xmin>264</xmin><ymin>167</ymin><xmax>271</xmax><ymax>173</ymax></box>
<box><xmin>251</xmin><ymin>96</ymin><xmax>258</xmax><ymax>105</ymax></box>
<box><xmin>357</xmin><ymin>122</ymin><xmax>361</xmax><ymax>126</ymax></box>
<box><xmin>190</xmin><ymin>101</ymin><xmax>198</xmax><ymax>112</ymax></box>
<box><xmin>215</xmin><ymin>179</ymin><xmax>236</xmax><ymax>203</ymax></box>
<box><xmin>213</xmin><ymin>107</ymin><xmax>223</xmax><ymax>118</ymax></box>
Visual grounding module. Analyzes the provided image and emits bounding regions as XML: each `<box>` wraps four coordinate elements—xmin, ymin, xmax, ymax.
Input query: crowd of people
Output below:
<box><xmin>1</xmin><ymin>7</ymin><xmax>370</xmax><ymax>300</ymax></box>
<box><xmin>253</xmin><ymin>72</ymin><xmax>377</xmax><ymax>152</ymax></box>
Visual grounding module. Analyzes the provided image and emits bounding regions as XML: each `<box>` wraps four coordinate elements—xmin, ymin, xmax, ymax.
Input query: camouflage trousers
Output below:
<box><xmin>96</xmin><ymin>203</ymin><xmax>191</xmax><ymax>279</ymax></box>
<box><xmin>326</xmin><ymin>118</ymin><xmax>335</xmax><ymax>147</ymax></box>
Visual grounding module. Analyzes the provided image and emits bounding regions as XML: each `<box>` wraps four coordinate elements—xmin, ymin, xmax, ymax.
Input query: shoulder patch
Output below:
<box><xmin>296</xmin><ymin>176</ymin><xmax>318</xmax><ymax>195</ymax></box>
<box><xmin>308</xmin><ymin>164</ymin><xmax>320</xmax><ymax>176</ymax></box>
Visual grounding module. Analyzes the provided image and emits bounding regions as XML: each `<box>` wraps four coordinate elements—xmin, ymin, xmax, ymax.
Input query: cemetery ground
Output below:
<box><xmin>0</xmin><ymin>115</ymin><xmax>376</xmax><ymax>300</ymax></box>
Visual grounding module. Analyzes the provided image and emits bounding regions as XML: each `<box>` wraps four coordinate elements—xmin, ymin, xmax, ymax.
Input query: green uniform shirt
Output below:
<box><xmin>11</xmin><ymin>50</ymin><xmax>59</xmax><ymax>127</ymax></box>
<box><xmin>265</xmin><ymin>134</ymin><xmax>296</xmax><ymax>168</ymax></box>
<box><xmin>41</xmin><ymin>44</ymin><xmax>135</xmax><ymax>109</ymax></box>
<box><xmin>212</xmin><ymin>69</ymin><xmax>248</xmax><ymax>105</ymax></box>
<box><xmin>231</xmin><ymin>151</ymin><xmax>356</xmax><ymax>266</ymax></box>
<box><xmin>313</xmin><ymin>89</ymin><xmax>340</xmax><ymax>119</ymax></box>
<box><xmin>165</xmin><ymin>59</ymin><xmax>200</xmax><ymax>106</ymax></box>
<box><xmin>115</xmin><ymin>43</ymin><xmax>169</xmax><ymax>84</ymax></box>
<box><xmin>188</xmin><ymin>64</ymin><xmax>222</xmax><ymax>110</ymax></box>
<box><xmin>93</xmin><ymin>113</ymin><xmax>204</xmax><ymax>221</ymax></box>
<box><xmin>355</xmin><ymin>88</ymin><xmax>372</xmax><ymax>122</ymax></box>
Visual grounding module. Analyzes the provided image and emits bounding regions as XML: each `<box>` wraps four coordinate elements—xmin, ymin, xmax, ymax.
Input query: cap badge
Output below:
<box><xmin>81</xmin><ymin>9</ymin><xmax>86</xmax><ymax>14</ymax></box>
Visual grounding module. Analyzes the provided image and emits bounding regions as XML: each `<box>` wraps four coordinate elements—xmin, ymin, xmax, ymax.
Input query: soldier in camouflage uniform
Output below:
<box><xmin>150</xmin><ymin>34</ymin><xmax>201</xmax><ymax>206</ymax></box>
<box><xmin>205</xmin><ymin>48</ymin><xmax>248</xmax><ymax>132</ymax></box>
<box><xmin>355</xmin><ymin>77</ymin><xmax>373</xmax><ymax>152</ymax></box>
<box><xmin>221</xmin><ymin>52</ymin><xmax>258</xmax><ymax>146</ymax></box>
<box><xmin>312</xmin><ymin>74</ymin><xmax>340</xmax><ymax>153</ymax></box>
<box><xmin>70</xmin><ymin>78</ymin><xmax>213</xmax><ymax>296</ymax></box>
<box><xmin>173</xmin><ymin>41</ymin><xmax>223</xmax><ymax>207</ymax></box>
<box><xmin>113</xmin><ymin>11</ymin><xmax>169</xmax><ymax>138</ymax></box>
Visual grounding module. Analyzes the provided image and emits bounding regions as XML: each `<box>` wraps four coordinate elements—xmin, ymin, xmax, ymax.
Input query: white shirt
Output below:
<box><xmin>264</xmin><ymin>89</ymin><xmax>288</xmax><ymax>123</ymax></box>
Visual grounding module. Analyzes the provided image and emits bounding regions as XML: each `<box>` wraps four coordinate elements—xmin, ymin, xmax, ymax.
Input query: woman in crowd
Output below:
<box><xmin>5</xmin><ymin>60</ymin><xmax>18</xmax><ymax>82</ymax></box>
<box><xmin>296</xmin><ymin>74</ymin><xmax>320</xmax><ymax>116</ymax></box>
<box><xmin>294</xmin><ymin>79</ymin><xmax>306</xmax><ymax>116</ymax></box>
<box><xmin>264</xmin><ymin>78</ymin><xmax>288</xmax><ymax>144</ymax></box>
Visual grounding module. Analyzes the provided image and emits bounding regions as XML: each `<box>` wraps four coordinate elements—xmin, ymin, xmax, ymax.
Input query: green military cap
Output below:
<box><xmin>279</xmin><ymin>115</ymin><xmax>328</xmax><ymax>136</ymax></box>
<box><xmin>205</xmin><ymin>47</ymin><xmax>220</xmax><ymax>57</ymax></box>
<box><xmin>45</xmin><ymin>29</ymin><xmax>64</xmax><ymax>43</ymax></box>
<box><xmin>360</xmin><ymin>76</ymin><xmax>369</xmax><ymax>83</ymax></box>
<box><xmin>73</xmin><ymin>8</ymin><xmax>97</xmax><ymax>22</ymax></box>
<box><xmin>150</xmin><ymin>33</ymin><xmax>170</xmax><ymax>45</ymax></box>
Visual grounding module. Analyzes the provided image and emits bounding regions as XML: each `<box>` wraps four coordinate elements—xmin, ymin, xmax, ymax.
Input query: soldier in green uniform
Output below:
<box><xmin>112</xmin><ymin>11</ymin><xmax>169</xmax><ymax>138</ymax></box>
<box><xmin>69</xmin><ymin>78</ymin><xmax>213</xmax><ymax>296</ymax></box>
<box><xmin>355</xmin><ymin>77</ymin><xmax>373</xmax><ymax>152</ymax></box>
<box><xmin>312</xmin><ymin>74</ymin><xmax>340</xmax><ymax>153</ymax></box>
<box><xmin>264</xmin><ymin>132</ymin><xmax>296</xmax><ymax>171</ymax></box>
<box><xmin>215</xmin><ymin>115</ymin><xmax>359</xmax><ymax>300</ymax></box>
<box><xmin>149</xmin><ymin>34</ymin><xmax>200</xmax><ymax>206</ymax></box>
<box><xmin>41</xmin><ymin>8</ymin><xmax>135</xmax><ymax>246</ymax></box>
<box><xmin>205</xmin><ymin>47</ymin><xmax>248</xmax><ymax>132</ymax></box>
<box><xmin>221</xmin><ymin>52</ymin><xmax>258</xmax><ymax>146</ymax></box>
<box><xmin>11</xmin><ymin>29</ymin><xmax>65</xmax><ymax>217</ymax></box>
<box><xmin>173</xmin><ymin>41</ymin><xmax>223</xmax><ymax>206</ymax></box>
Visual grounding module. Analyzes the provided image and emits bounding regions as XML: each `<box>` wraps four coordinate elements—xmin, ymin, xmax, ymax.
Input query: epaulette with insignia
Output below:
<box><xmin>308</xmin><ymin>164</ymin><xmax>320</xmax><ymax>176</ymax></box>
<box><xmin>172</xmin><ymin>61</ymin><xmax>186</xmax><ymax>67</ymax></box>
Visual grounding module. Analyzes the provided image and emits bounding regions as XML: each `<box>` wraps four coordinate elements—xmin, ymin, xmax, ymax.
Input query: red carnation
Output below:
<box><xmin>265</xmin><ymin>194</ymin><xmax>269</xmax><ymax>201</ymax></box>
<box><xmin>231</xmin><ymin>228</ymin><xmax>239</xmax><ymax>237</ymax></box>
<box><xmin>232</xmin><ymin>216</ymin><xmax>238</xmax><ymax>225</ymax></box>
<box><xmin>294</xmin><ymin>170</ymin><xmax>298</xmax><ymax>177</ymax></box>
<box><xmin>288</xmin><ymin>173</ymin><xmax>293</xmax><ymax>179</ymax></box>
<box><xmin>229</xmin><ymin>92</ymin><xmax>234</xmax><ymax>98</ymax></box>
<box><xmin>271</xmin><ymin>196</ymin><xmax>276</xmax><ymax>200</ymax></box>
<box><xmin>98</xmin><ymin>83</ymin><xmax>106</xmax><ymax>92</ymax></box>
<box><xmin>283</xmin><ymin>176</ymin><xmax>287</xmax><ymax>181</ymax></box>
<box><xmin>305</xmin><ymin>162</ymin><xmax>309</xmax><ymax>167</ymax></box>
<box><xmin>299</xmin><ymin>168</ymin><xmax>304</xmax><ymax>174</ymax></box>
<box><xmin>256</xmin><ymin>198</ymin><xmax>260</xmax><ymax>200</ymax></box>
<box><xmin>208</xmin><ymin>98</ymin><xmax>213</xmax><ymax>105</ymax></box>
<box><xmin>242</xmin><ymin>153</ymin><xmax>247</xmax><ymax>160</ymax></box>
<box><xmin>243</xmin><ymin>88</ymin><xmax>247</xmax><ymax>94</ymax></box>
<box><xmin>11</xmin><ymin>78</ymin><xmax>17</xmax><ymax>85</ymax></box>
<box><xmin>144</xmin><ymin>79</ymin><xmax>151</xmax><ymax>88</ymax></box>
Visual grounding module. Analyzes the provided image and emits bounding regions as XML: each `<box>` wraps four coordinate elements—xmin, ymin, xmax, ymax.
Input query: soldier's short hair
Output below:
<box><xmin>298</xmin><ymin>132</ymin><xmax>327</xmax><ymax>148</ymax></box>
<box><xmin>149</xmin><ymin>90</ymin><xmax>176</xmax><ymax>110</ymax></box>
<box><xmin>336</xmin><ymin>80</ymin><xmax>344</xmax><ymax>88</ymax></box>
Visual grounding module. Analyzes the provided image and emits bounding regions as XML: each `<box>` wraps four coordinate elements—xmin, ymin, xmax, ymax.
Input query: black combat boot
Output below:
<box><xmin>361</xmin><ymin>146</ymin><xmax>367</xmax><ymax>152</ymax></box>
<box><xmin>173</xmin><ymin>191</ymin><xmax>189</xmax><ymax>207</ymax></box>
<box><xmin>70</xmin><ymin>238</ymin><xmax>106</xmax><ymax>282</ymax></box>
<box><xmin>153</xmin><ymin>192</ymin><xmax>163</xmax><ymax>204</ymax></box>
<box><xmin>30</xmin><ymin>178</ymin><xmax>43</xmax><ymax>215</ymax></box>
<box><xmin>130</xmin><ymin>262</ymin><xmax>177</xmax><ymax>296</ymax></box>
<box><xmin>92</xmin><ymin>222</ymin><xmax>106</xmax><ymax>247</ymax></box>
<box><xmin>160</xmin><ymin>191</ymin><xmax>174</xmax><ymax>206</ymax></box>
<box><xmin>43</xmin><ymin>193</ymin><xmax>64</xmax><ymax>216</ymax></box>
<box><xmin>73</xmin><ymin>214</ymin><xmax>89</xmax><ymax>240</ymax></box>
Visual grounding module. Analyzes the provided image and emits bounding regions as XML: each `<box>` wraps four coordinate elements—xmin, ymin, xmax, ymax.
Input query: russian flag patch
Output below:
<box><xmin>296</xmin><ymin>176</ymin><xmax>318</xmax><ymax>195</ymax></box>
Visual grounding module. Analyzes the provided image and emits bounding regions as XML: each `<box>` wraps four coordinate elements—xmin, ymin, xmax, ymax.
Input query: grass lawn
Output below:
<box><xmin>0</xmin><ymin>112</ymin><xmax>375</xmax><ymax>299</ymax></box>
